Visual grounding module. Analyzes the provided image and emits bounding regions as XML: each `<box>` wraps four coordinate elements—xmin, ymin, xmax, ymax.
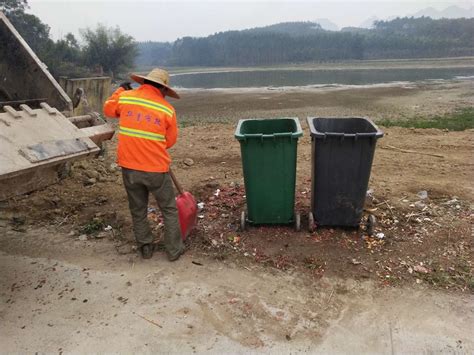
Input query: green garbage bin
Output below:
<box><xmin>235</xmin><ymin>118</ymin><xmax>303</xmax><ymax>230</ymax></box>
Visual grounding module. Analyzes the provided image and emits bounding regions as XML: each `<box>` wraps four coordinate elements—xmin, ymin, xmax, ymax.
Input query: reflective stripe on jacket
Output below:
<box><xmin>103</xmin><ymin>84</ymin><xmax>178</xmax><ymax>172</ymax></box>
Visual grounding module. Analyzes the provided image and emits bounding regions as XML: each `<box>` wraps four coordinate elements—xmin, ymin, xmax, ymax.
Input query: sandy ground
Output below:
<box><xmin>1</xmin><ymin>78</ymin><xmax>474</xmax><ymax>353</ymax></box>
<box><xmin>1</xmin><ymin>229</ymin><xmax>473</xmax><ymax>353</ymax></box>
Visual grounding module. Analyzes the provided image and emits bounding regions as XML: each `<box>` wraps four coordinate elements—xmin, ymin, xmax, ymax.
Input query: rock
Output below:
<box><xmin>95</xmin><ymin>232</ymin><xmax>107</xmax><ymax>239</ymax></box>
<box><xmin>98</xmin><ymin>175</ymin><xmax>109</xmax><ymax>183</ymax></box>
<box><xmin>68</xmin><ymin>230</ymin><xmax>76</xmax><ymax>237</ymax></box>
<box><xmin>78</xmin><ymin>234</ymin><xmax>88</xmax><ymax>241</ymax></box>
<box><xmin>417</xmin><ymin>190</ymin><xmax>428</xmax><ymax>200</ymax></box>
<box><xmin>75</xmin><ymin>161</ymin><xmax>88</xmax><ymax>170</ymax></box>
<box><xmin>12</xmin><ymin>216</ymin><xmax>26</xmax><ymax>225</ymax></box>
<box><xmin>97</xmin><ymin>196</ymin><xmax>108</xmax><ymax>204</ymax></box>
<box><xmin>109</xmin><ymin>163</ymin><xmax>119</xmax><ymax>173</ymax></box>
<box><xmin>184</xmin><ymin>158</ymin><xmax>195</xmax><ymax>166</ymax></box>
<box><xmin>205</xmin><ymin>181</ymin><xmax>219</xmax><ymax>188</ymax></box>
<box><xmin>85</xmin><ymin>170</ymin><xmax>99</xmax><ymax>179</ymax></box>
<box><xmin>84</xmin><ymin>178</ymin><xmax>97</xmax><ymax>186</ymax></box>
<box><xmin>413</xmin><ymin>265</ymin><xmax>429</xmax><ymax>274</ymax></box>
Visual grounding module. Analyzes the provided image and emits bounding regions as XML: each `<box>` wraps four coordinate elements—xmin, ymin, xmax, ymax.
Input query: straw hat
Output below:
<box><xmin>130</xmin><ymin>68</ymin><xmax>180</xmax><ymax>99</ymax></box>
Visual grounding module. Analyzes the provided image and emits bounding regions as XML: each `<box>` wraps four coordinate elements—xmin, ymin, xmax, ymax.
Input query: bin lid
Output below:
<box><xmin>307</xmin><ymin>117</ymin><xmax>383</xmax><ymax>139</ymax></box>
<box><xmin>235</xmin><ymin>117</ymin><xmax>303</xmax><ymax>140</ymax></box>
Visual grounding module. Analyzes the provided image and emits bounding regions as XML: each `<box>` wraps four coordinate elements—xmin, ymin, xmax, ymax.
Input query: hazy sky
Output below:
<box><xmin>27</xmin><ymin>0</ymin><xmax>473</xmax><ymax>42</ymax></box>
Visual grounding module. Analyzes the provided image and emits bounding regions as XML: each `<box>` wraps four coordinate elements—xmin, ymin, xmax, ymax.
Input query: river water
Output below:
<box><xmin>171</xmin><ymin>67</ymin><xmax>474</xmax><ymax>89</ymax></box>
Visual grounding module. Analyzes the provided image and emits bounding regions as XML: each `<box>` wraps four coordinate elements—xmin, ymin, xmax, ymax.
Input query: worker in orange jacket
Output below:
<box><xmin>103</xmin><ymin>68</ymin><xmax>184</xmax><ymax>260</ymax></box>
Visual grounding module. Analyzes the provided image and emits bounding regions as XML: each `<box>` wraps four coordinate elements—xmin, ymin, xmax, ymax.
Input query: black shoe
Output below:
<box><xmin>167</xmin><ymin>247</ymin><xmax>185</xmax><ymax>262</ymax></box>
<box><xmin>140</xmin><ymin>244</ymin><xmax>153</xmax><ymax>259</ymax></box>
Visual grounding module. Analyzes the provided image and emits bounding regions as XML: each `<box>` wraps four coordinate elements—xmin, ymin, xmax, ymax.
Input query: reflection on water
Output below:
<box><xmin>172</xmin><ymin>68</ymin><xmax>474</xmax><ymax>89</ymax></box>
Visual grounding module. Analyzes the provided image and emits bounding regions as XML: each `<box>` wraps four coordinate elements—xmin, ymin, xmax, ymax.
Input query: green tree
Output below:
<box><xmin>81</xmin><ymin>24</ymin><xmax>137</xmax><ymax>77</ymax></box>
<box><xmin>0</xmin><ymin>0</ymin><xmax>27</xmax><ymax>14</ymax></box>
<box><xmin>1</xmin><ymin>0</ymin><xmax>52</xmax><ymax>58</ymax></box>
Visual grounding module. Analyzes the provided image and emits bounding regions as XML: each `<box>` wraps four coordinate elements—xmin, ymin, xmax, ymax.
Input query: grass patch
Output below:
<box><xmin>378</xmin><ymin>108</ymin><xmax>474</xmax><ymax>131</ymax></box>
<box><xmin>80</xmin><ymin>217</ymin><xmax>105</xmax><ymax>235</ymax></box>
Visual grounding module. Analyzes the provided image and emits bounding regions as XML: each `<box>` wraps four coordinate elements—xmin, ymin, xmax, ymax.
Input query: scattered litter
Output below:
<box><xmin>104</xmin><ymin>225</ymin><xmax>113</xmax><ymax>231</ymax></box>
<box><xmin>414</xmin><ymin>201</ymin><xmax>426</xmax><ymax>210</ymax></box>
<box><xmin>192</xmin><ymin>261</ymin><xmax>203</xmax><ymax>266</ymax></box>
<box><xmin>413</xmin><ymin>265</ymin><xmax>429</xmax><ymax>274</ymax></box>
<box><xmin>197</xmin><ymin>202</ymin><xmax>205</xmax><ymax>210</ymax></box>
<box><xmin>147</xmin><ymin>207</ymin><xmax>156</xmax><ymax>213</ymax></box>
<box><xmin>444</xmin><ymin>198</ymin><xmax>458</xmax><ymax>205</ymax></box>
<box><xmin>351</xmin><ymin>259</ymin><xmax>362</xmax><ymax>265</ymax></box>
<box><xmin>375</xmin><ymin>232</ymin><xmax>385</xmax><ymax>240</ymax></box>
<box><xmin>214</xmin><ymin>189</ymin><xmax>221</xmax><ymax>197</ymax></box>
<box><xmin>134</xmin><ymin>312</ymin><xmax>163</xmax><ymax>328</ymax></box>
<box><xmin>78</xmin><ymin>234</ymin><xmax>88</xmax><ymax>241</ymax></box>
<box><xmin>417</xmin><ymin>190</ymin><xmax>428</xmax><ymax>200</ymax></box>
<box><xmin>198</xmin><ymin>215</ymin><xmax>205</xmax><ymax>219</ymax></box>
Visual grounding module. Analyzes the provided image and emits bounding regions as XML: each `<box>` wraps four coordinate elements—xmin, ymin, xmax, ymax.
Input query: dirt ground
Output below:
<box><xmin>1</xmin><ymin>79</ymin><xmax>473</xmax><ymax>352</ymax></box>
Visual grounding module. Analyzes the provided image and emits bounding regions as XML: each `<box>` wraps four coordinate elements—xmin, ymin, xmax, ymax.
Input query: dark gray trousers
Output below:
<box><xmin>122</xmin><ymin>168</ymin><xmax>184</xmax><ymax>258</ymax></box>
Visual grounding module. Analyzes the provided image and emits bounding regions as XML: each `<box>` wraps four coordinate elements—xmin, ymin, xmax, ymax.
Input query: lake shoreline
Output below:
<box><xmin>174</xmin><ymin>77</ymin><xmax>473</xmax><ymax>94</ymax></box>
<box><xmin>163</xmin><ymin>57</ymin><xmax>474</xmax><ymax>75</ymax></box>
<box><xmin>173</xmin><ymin>79</ymin><xmax>474</xmax><ymax>124</ymax></box>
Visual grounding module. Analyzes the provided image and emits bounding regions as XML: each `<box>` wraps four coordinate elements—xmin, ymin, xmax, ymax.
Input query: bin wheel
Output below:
<box><xmin>294</xmin><ymin>212</ymin><xmax>301</xmax><ymax>232</ymax></box>
<box><xmin>240</xmin><ymin>211</ymin><xmax>246</xmax><ymax>231</ymax></box>
<box><xmin>366</xmin><ymin>214</ymin><xmax>377</xmax><ymax>236</ymax></box>
<box><xmin>308</xmin><ymin>212</ymin><xmax>316</xmax><ymax>233</ymax></box>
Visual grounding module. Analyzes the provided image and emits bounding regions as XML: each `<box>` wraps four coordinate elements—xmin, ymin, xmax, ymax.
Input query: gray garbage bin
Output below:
<box><xmin>307</xmin><ymin>117</ymin><xmax>383</xmax><ymax>227</ymax></box>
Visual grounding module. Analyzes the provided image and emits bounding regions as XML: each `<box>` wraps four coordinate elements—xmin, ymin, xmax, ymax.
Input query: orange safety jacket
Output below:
<box><xmin>103</xmin><ymin>84</ymin><xmax>178</xmax><ymax>173</ymax></box>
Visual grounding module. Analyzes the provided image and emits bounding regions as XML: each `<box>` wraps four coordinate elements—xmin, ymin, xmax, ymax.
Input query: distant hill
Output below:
<box><xmin>412</xmin><ymin>5</ymin><xmax>473</xmax><ymax>19</ymax></box>
<box><xmin>242</xmin><ymin>21</ymin><xmax>324</xmax><ymax>36</ymax></box>
<box><xmin>135</xmin><ymin>17</ymin><xmax>474</xmax><ymax>67</ymax></box>
<box><xmin>358</xmin><ymin>5</ymin><xmax>472</xmax><ymax>30</ymax></box>
<box><xmin>359</xmin><ymin>16</ymin><xmax>379</xmax><ymax>29</ymax></box>
<box><xmin>313</xmin><ymin>18</ymin><xmax>339</xmax><ymax>31</ymax></box>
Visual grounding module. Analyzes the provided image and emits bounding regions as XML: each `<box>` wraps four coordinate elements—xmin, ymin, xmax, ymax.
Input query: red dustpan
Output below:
<box><xmin>169</xmin><ymin>169</ymin><xmax>197</xmax><ymax>240</ymax></box>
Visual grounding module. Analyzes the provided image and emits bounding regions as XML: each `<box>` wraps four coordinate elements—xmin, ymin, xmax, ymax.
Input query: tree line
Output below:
<box><xmin>1</xmin><ymin>0</ymin><xmax>136</xmax><ymax>78</ymax></box>
<box><xmin>2</xmin><ymin>0</ymin><xmax>473</xmax><ymax>74</ymax></box>
<box><xmin>136</xmin><ymin>17</ymin><xmax>474</xmax><ymax>67</ymax></box>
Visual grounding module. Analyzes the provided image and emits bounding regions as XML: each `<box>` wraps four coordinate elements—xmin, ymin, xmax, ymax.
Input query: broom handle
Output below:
<box><xmin>168</xmin><ymin>168</ymin><xmax>184</xmax><ymax>195</ymax></box>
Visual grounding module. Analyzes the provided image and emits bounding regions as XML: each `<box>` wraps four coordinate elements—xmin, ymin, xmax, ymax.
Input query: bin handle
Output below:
<box><xmin>273</xmin><ymin>132</ymin><xmax>293</xmax><ymax>138</ymax></box>
<box><xmin>243</xmin><ymin>133</ymin><xmax>263</xmax><ymax>138</ymax></box>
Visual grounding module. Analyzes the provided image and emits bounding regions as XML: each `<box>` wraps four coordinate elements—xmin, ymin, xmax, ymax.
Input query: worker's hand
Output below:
<box><xmin>119</xmin><ymin>82</ymin><xmax>133</xmax><ymax>90</ymax></box>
